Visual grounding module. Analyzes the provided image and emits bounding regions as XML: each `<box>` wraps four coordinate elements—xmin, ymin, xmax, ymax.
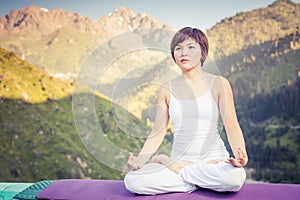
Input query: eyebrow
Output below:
<box><xmin>176</xmin><ymin>42</ymin><xmax>196</xmax><ymax>47</ymax></box>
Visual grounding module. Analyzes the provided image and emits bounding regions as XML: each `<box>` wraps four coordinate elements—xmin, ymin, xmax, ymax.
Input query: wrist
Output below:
<box><xmin>137</xmin><ymin>154</ymin><xmax>151</xmax><ymax>165</ymax></box>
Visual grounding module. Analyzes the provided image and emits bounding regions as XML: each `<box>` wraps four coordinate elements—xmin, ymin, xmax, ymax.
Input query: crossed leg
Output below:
<box><xmin>124</xmin><ymin>161</ymin><xmax>246</xmax><ymax>195</ymax></box>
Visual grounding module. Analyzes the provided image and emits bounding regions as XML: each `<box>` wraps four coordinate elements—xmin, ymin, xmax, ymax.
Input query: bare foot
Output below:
<box><xmin>152</xmin><ymin>154</ymin><xmax>191</xmax><ymax>174</ymax></box>
<box><xmin>151</xmin><ymin>154</ymin><xmax>172</xmax><ymax>165</ymax></box>
<box><xmin>207</xmin><ymin>159</ymin><xmax>223</xmax><ymax>164</ymax></box>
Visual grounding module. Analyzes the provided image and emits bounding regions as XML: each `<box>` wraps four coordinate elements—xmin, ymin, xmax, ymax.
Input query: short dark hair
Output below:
<box><xmin>170</xmin><ymin>27</ymin><xmax>209</xmax><ymax>66</ymax></box>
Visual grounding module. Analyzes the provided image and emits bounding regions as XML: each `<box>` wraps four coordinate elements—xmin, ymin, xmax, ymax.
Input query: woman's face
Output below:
<box><xmin>173</xmin><ymin>38</ymin><xmax>202</xmax><ymax>71</ymax></box>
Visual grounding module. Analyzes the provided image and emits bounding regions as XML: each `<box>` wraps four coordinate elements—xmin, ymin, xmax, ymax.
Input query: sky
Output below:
<box><xmin>0</xmin><ymin>0</ymin><xmax>299</xmax><ymax>31</ymax></box>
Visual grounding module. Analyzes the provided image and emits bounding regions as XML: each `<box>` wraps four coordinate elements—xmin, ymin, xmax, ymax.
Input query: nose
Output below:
<box><xmin>181</xmin><ymin>47</ymin><xmax>188</xmax><ymax>56</ymax></box>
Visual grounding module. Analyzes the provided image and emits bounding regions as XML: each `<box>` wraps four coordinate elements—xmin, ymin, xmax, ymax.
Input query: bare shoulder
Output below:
<box><xmin>215</xmin><ymin>76</ymin><xmax>231</xmax><ymax>86</ymax></box>
<box><xmin>157</xmin><ymin>82</ymin><xmax>170</xmax><ymax>105</ymax></box>
<box><xmin>158</xmin><ymin>82</ymin><xmax>170</xmax><ymax>95</ymax></box>
<box><xmin>212</xmin><ymin>75</ymin><xmax>232</xmax><ymax>94</ymax></box>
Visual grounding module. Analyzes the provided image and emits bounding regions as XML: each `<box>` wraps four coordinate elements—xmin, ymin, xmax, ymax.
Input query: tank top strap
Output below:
<box><xmin>208</xmin><ymin>76</ymin><xmax>218</xmax><ymax>91</ymax></box>
<box><xmin>168</xmin><ymin>80</ymin><xmax>173</xmax><ymax>96</ymax></box>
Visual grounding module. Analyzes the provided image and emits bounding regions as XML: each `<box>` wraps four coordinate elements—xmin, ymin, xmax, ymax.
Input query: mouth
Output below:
<box><xmin>180</xmin><ymin>58</ymin><xmax>190</xmax><ymax>63</ymax></box>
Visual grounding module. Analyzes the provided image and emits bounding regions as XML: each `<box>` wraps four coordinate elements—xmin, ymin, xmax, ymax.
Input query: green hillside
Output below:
<box><xmin>29</xmin><ymin>27</ymin><xmax>97</xmax><ymax>73</ymax></box>
<box><xmin>0</xmin><ymin>48</ymin><xmax>73</xmax><ymax>102</ymax></box>
<box><xmin>0</xmin><ymin>48</ymin><xmax>147</xmax><ymax>181</ymax></box>
<box><xmin>207</xmin><ymin>0</ymin><xmax>300</xmax><ymax>60</ymax></box>
<box><xmin>0</xmin><ymin>27</ymin><xmax>97</xmax><ymax>74</ymax></box>
<box><xmin>206</xmin><ymin>2</ymin><xmax>300</xmax><ymax>182</ymax></box>
<box><xmin>241</xmin><ymin>78</ymin><xmax>300</xmax><ymax>183</ymax></box>
<box><xmin>217</xmin><ymin>33</ymin><xmax>300</xmax><ymax>100</ymax></box>
<box><xmin>209</xmin><ymin>13</ymin><xmax>300</xmax><ymax>182</ymax></box>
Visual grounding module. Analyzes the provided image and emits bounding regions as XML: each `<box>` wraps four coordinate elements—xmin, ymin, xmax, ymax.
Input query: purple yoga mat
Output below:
<box><xmin>36</xmin><ymin>179</ymin><xmax>300</xmax><ymax>200</ymax></box>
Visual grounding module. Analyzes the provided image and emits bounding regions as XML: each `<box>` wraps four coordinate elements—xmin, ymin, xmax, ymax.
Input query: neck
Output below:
<box><xmin>181</xmin><ymin>67</ymin><xmax>205</xmax><ymax>81</ymax></box>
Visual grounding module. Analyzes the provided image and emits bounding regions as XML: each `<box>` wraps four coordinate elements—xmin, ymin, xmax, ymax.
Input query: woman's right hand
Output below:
<box><xmin>127</xmin><ymin>152</ymin><xmax>144</xmax><ymax>170</ymax></box>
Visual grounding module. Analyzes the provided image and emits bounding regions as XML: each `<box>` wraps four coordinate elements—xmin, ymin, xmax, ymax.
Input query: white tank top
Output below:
<box><xmin>168</xmin><ymin>77</ymin><xmax>229</xmax><ymax>163</ymax></box>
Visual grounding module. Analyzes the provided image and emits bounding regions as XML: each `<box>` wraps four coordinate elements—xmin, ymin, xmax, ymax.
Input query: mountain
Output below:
<box><xmin>0</xmin><ymin>48</ymin><xmax>73</xmax><ymax>103</ymax></box>
<box><xmin>206</xmin><ymin>0</ymin><xmax>300</xmax><ymax>60</ymax></box>
<box><xmin>0</xmin><ymin>48</ymin><xmax>148</xmax><ymax>181</ymax></box>
<box><xmin>240</xmin><ymin>77</ymin><xmax>300</xmax><ymax>183</ymax></box>
<box><xmin>216</xmin><ymin>32</ymin><xmax>300</xmax><ymax>100</ymax></box>
<box><xmin>203</xmin><ymin>0</ymin><xmax>300</xmax><ymax>102</ymax></box>
<box><xmin>0</xmin><ymin>5</ymin><xmax>170</xmax><ymax>38</ymax></box>
<box><xmin>204</xmin><ymin>0</ymin><xmax>300</xmax><ymax>183</ymax></box>
<box><xmin>1</xmin><ymin>0</ymin><xmax>300</xmax><ymax>183</ymax></box>
<box><xmin>0</xmin><ymin>5</ymin><xmax>172</xmax><ymax>74</ymax></box>
<box><xmin>0</xmin><ymin>4</ymin><xmax>177</xmax><ymax>120</ymax></box>
<box><xmin>0</xmin><ymin>5</ymin><xmax>95</xmax><ymax>37</ymax></box>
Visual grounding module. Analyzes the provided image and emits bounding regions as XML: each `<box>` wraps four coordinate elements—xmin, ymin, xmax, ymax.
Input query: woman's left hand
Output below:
<box><xmin>225</xmin><ymin>148</ymin><xmax>248</xmax><ymax>167</ymax></box>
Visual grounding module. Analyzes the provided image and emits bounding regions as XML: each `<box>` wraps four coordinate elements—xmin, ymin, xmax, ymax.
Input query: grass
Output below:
<box><xmin>0</xmin><ymin>48</ymin><xmax>148</xmax><ymax>181</ymax></box>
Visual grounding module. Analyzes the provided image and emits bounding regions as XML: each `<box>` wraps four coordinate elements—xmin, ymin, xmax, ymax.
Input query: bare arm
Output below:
<box><xmin>128</xmin><ymin>85</ymin><xmax>170</xmax><ymax>170</ymax></box>
<box><xmin>218</xmin><ymin>77</ymin><xmax>248</xmax><ymax>167</ymax></box>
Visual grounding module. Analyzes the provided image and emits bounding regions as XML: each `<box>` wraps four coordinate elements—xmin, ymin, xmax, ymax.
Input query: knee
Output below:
<box><xmin>124</xmin><ymin>172</ymin><xmax>148</xmax><ymax>195</ymax></box>
<box><xmin>222</xmin><ymin>168</ymin><xmax>246</xmax><ymax>192</ymax></box>
<box><xmin>124</xmin><ymin>172</ymin><xmax>138</xmax><ymax>194</ymax></box>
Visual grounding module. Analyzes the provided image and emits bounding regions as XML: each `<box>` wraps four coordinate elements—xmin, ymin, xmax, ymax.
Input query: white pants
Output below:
<box><xmin>124</xmin><ymin>162</ymin><xmax>246</xmax><ymax>195</ymax></box>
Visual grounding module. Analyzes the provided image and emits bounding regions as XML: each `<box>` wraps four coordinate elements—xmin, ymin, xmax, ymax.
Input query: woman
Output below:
<box><xmin>124</xmin><ymin>27</ymin><xmax>248</xmax><ymax>195</ymax></box>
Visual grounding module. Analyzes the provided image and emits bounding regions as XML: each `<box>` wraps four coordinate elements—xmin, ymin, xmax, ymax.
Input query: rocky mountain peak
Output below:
<box><xmin>23</xmin><ymin>4</ymin><xmax>42</xmax><ymax>12</ymax></box>
<box><xmin>96</xmin><ymin>6</ymin><xmax>169</xmax><ymax>34</ymax></box>
<box><xmin>0</xmin><ymin>4</ymin><xmax>86</xmax><ymax>36</ymax></box>
<box><xmin>110</xmin><ymin>7</ymin><xmax>137</xmax><ymax>19</ymax></box>
<box><xmin>269</xmin><ymin>0</ymin><xmax>296</xmax><ymax>7</ymax></box>
<box><xmin>0</xmin><ymin>5</ymin><xmax>170</xmax><ymax>38</ymax></box>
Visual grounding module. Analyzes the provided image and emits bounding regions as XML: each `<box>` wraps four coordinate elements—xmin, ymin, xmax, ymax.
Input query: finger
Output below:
<box><xmin>239</xmin><ymin>157</ymin><xmax>247</xmax><ymax>166</ymax></box>
<box><xmin>236</xmin><ymin>149</ymin><xmax>242</xmax><ymax>159</ymax></box>
<box><xmin>234</xmin><ymin>159</ymin><xmax>243</xmax><ymax>167</ymax></box>
<box><xmin>127</xmin><ymin>153</ymin><xmax>134</xmax><ymax>166</ymax></box>
<box><xmin>231</xmin><ymin>159</ymin><xmax>238</xmax><ymax>166</ymax></box>
<box><xmin>128</xmin><ymin>162</ymin><xmax>138</xmax><ymax>170</ymax></box>
<box><xmin>226</xmin><ymin>157</ymin><xmax>234</xmax><ymax>165</ymax></box>
<box><xmin>127</xmin><ymin>163</ymin><xmax>133</xmax><ymax>170</ymax></box>
<box><xmin>238</xmin><ymin>148</ymin><xmax>247</xmax><ymax>158</ymax></box>
<box><xmin>127</xmin><ymin>160</ymin><xmax>132</xmax><ymax>168</ymax></box>
<box><xmin>224</xmin><ymin>159</ymin><xmax>231</xmax><ymax>164</ymax></box>
<box><xmin>129</xmin><ymin>152</ymin><xmax>134</xmax><ymax>160</ymax></box>
<box><xmin>228</xmin><ymin>157</ymin><xmax>242</xmax><ymax>167</ymax></box>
